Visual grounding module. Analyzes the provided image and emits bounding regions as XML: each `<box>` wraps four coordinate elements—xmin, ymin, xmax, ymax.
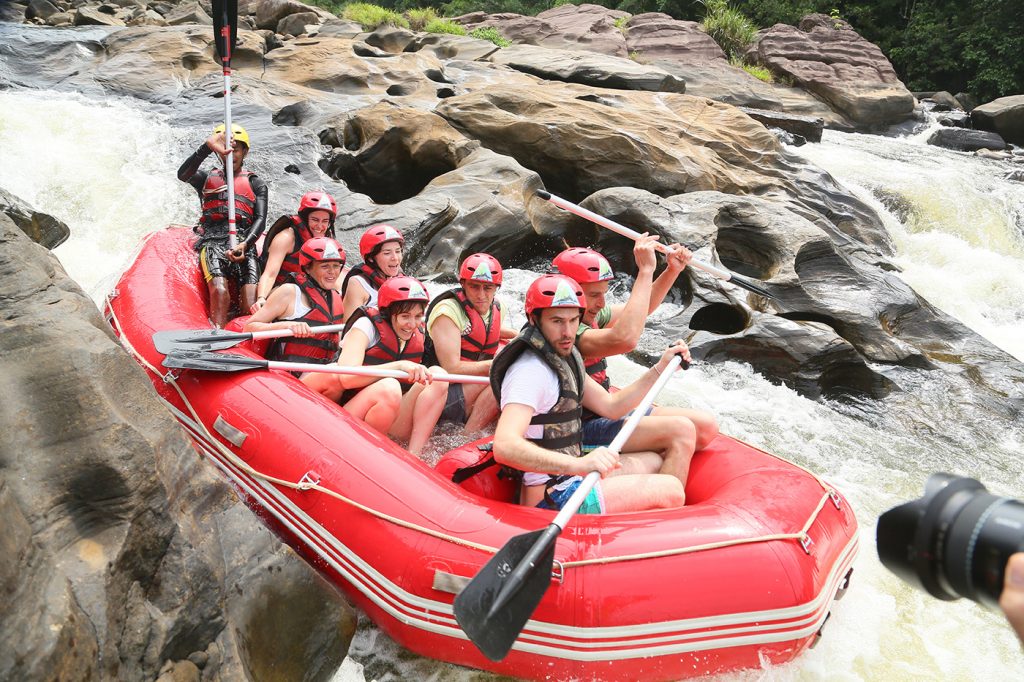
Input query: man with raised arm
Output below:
<box><xmin>491</xmin><ymin>274</ymin><xmax>694</xmax><ymax>513</ymax></box>
<box><xmin>552</xmin><ymin>239</ymin><xmax>719</xmax><ymax>454</ymax></box>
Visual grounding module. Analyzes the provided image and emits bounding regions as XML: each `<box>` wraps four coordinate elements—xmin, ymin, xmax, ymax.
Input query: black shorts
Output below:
<box><xmin>199</xmin><ymin>240</ymin><xmax>260</xmax><ymax>286</ymax></box>
<box><xmin>439</xmin><ymin>383</ymin><xmax>468</xmax><ymax>425</ymax></box>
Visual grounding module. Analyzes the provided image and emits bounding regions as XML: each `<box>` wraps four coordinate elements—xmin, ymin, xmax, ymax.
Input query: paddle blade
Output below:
<box><xmin>162</xmin><ymin>350</ymin><xmax>267</xmax><ymax>372</ymax></box>
<box><xmin>454</xmin><ymin>528</ymin><xmax>555</xmax><ymax>661</ymax></box>
<box><xmin>212</xmin><ymin>0</ymin><xmax>238</xmax><ymax>63</ymax></box>
<box><xmin>153</xmin><ymin>329</ymin><xmax>252</xmax><ymax>354</ymax></box>
<box><xmin>729</xmin><ymin>273</ymin><xmax>774</xmax><ymax>299</ymax></box>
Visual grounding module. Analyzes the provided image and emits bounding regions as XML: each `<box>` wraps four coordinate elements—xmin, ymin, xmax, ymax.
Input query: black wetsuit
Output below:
<box><xmin>177</xmin><ymin>143</ymin><xmax>268</xmax><ymax>285</ymax></box>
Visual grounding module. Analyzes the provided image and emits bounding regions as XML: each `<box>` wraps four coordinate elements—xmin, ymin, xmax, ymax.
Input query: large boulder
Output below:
<box><xmin>74</xmin><ymin>5</ymin><xmax>126</xmax><ymax>26</ymax></box>
<box><xmin>624</xmin><ymin>12</ymin><xmax>725</xmax><ymax>62</ymax></box>
<box><xmin>972</xmin><ymin>95</ymin><xmax>1024</xmax><ymax>146</ymax></box>
<box><xmin>748</xmin><ymin>13</ymin><xmax>915</xmax><ymax>127</ymax></box>
<box><xmin>0</xmin><ymin>187</ymin><xmax>70</xmax><ymax>248</ymax></box>
<box><xmin>25</xmin><ymin>0</ymin><xmax>61</xmax><ymax>22</ymax></box>
<box><xmin>926</xmin><ymin>127</ymin><xmax>1007</xmax><ymax>152</ymax></box>
<box><xmin>254</xmin><ymin>0</ymin><xmax>332</xmax><ymax>31</ymax></box>
<box><xmin>652</xmin><ymin>58</ymin><xmax>853</xmax><ymax>129</ymax></box>
<box><xmin>0</xmin><ymin>213</ymin><xmax>356</xmax><ymax>681</ymax></box>
<box><xmin>566</xmin><ymin>188</ymin><xmax>1024</xmax><ymax>409</ymax></box>
<box><xmin>435</xmin><ymin>83</ymin><xmax>895</xmax><ymax>258</ymax></box>
<box><xmin>316</xmin><ymin>101</ymin><xmax>543</xmax><ymax>272</ymax></box>
<box><xmin>489</xmin><ymin>44</ymin><xmax>686</xmax><ymax>93</ymax></box>
<box><xmin>457</xmin><ymin>4</ymin><xmax>629</xmax><ymax>57</ymax></box>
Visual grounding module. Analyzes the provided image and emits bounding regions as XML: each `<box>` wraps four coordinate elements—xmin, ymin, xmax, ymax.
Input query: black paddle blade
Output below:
<box><xmin>729</xmin><ymin>273</ymin><xmax>775</xmax><ymax>299</ymax></box>
<box><xmin>153</xmin><ymin>329</ymin><xmax>252</xmax><ymax>354</ymax></box>
<box><xmin>162</xmin><ymin>350</ymin><xmax>267</xmax><ymax>372</ymax></box>
<box><xmin>454</xmin><ymin>528</ymin><xmax>556</xmax><ymax>661</ymax></box>
<box><xmin>212</xmin><ymin>0</ymin><xmax>237</xmax><ymax>63</ymax></box>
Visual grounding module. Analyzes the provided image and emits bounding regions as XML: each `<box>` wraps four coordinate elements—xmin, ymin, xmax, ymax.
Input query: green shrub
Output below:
<box><xmin>613</xmin><ymin>15</ymin><xmax>629</xmax><ymax>32</ymax></box>
<box><xmin>469</xmin><ymin>26</ymin><xmax>511</xmax><ymax>47</ymax></box>
<box><xmin>305</xmin><ymin>0</ymin><xmax>345</xmax><ymax>13</ymax></box>
<box><xmin>742</xmin><ymin>62</ymin><xmax>772</xmax><ymax>82</ymax></box>
<box><xmin>700</xmin><ymin>0</ymin><xmax>757</xmax><ymax>62</ymax></box>
<box><xmin>424</xmin><ymin>18</ymin><xmax>467</xmax><ymax>35</ymax></box>
<box><xmin>342</xmin><ymin>3</ymin><xmax>410</xmax><ymax>30</ymax></box>
<box><xmin>405</xmin><ymin>7</ymin><xmax>438</xmax><ymax>30</ymax></box>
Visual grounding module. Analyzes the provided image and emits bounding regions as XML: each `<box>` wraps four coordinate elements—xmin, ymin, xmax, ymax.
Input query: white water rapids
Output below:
<box><xmin>2</xmin><ymin>89</ymin><xmax>1022</xmax><ymax>681</ymax></box>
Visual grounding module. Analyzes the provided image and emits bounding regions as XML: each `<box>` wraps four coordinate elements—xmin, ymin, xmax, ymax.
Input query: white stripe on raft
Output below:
<box><xmin>164</xmin><ymin>399</ymin><xmax>857</xmax><ymax>659</ymax></box>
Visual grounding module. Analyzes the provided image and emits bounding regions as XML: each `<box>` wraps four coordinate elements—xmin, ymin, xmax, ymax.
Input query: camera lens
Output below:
<box><xmin>877</xmin><ymin>473</ymin><xmax>1024</xmax><ymax>607</ymax></box>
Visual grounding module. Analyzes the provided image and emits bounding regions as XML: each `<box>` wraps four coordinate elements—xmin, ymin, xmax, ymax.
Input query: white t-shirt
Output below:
<box><xmin>499</xmin><ymin>352</ymin><xmax>563</xmax><ymax>487</ymax></box>
<box><xmin>352</xmin><ymin>275</ymin><xmax>378</xmax><ymax>309</ymax></box>
<box><xmin>286</xmin><ymin>284</ymin><xmax>312</xmax><ymax>320</ymax></box>
<box><xmin>344</xmin><ymin>316</ymin><xmax>380</xmax><ymax>348</ymax></box>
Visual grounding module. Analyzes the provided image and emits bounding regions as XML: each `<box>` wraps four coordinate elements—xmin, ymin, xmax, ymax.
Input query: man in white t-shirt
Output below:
<box><xmin>490</xmin><ymin>275</ymin><xmax>692</xmax><ymax>514</ymax></box>
<box><xmin>425</xmin><ymin>253</ymin><xmax>517</xmax><ymax>431</ymax></box>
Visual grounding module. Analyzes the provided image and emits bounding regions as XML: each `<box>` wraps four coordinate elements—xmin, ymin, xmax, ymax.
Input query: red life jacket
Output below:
<box><xmin>343</xmin><ymin>306</ymin><xmax>424</xmax><ymax>365</ymax></box>
<box><xmin>261</xmin><ymin>215</ymin><xmax>314</xmax><ymax>285</ymax></box>
<box><xmin>266</xmin><ymin>278</ymin><xmax>345</xmax><ymax>365</ymax></box>
<box><xmin>200</xmin><ymin>169</ymin><xmax>256</xmax><ymax>232</ymax></box>
<box><xmin>341</xmin><ymin>263</ymin><xmax>394</xmax><ymax>299</ymax></box>
<box><xmin>423</xmin><ymin>288</ymin><xmax>502</xmax><ymax>365</ymax></box>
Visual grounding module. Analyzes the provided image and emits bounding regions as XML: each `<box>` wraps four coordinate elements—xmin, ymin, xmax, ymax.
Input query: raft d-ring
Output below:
<box><xmin>162</xmin><ymin>371</ymin><xmax>179</xmax><ymax>384</ymax></box>
<box><xmin>551</xmin><ymin>559</ymin><xmax>565</xmax><ymax>584</ymax></box>
<box><xmin>800</xmin><ymin>534</ymin><xmax>814</xmax><ymax>555</ymax></box>
<box><xmin>829</xmin><ymin>490</ymin><xmax>842</xmax><ymax>509</ymax></box>
<box><xmin>298</xmin><ymin>471</ymin><xmax>321</xmax><ymax>490</ymax></box>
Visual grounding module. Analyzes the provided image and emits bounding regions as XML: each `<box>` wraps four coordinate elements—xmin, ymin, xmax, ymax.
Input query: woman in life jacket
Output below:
<box><xmin>243</xmin><ymin>237</ymin><xmax>346</xmax><ymax>374</ymax></box>
<box><xmin>341</xmin><ymin>224</ymin><xmax>404</xmax><ymax>320</ymax></box>
<box><xmin>252</xmin><ymin>191</ymin><xmax>338</xmax><ymax>312</ymax></box>
<box><xmin>308</xmin><ymin>276</ymin><xmax>449</xmax><ymax>456</ymax></box>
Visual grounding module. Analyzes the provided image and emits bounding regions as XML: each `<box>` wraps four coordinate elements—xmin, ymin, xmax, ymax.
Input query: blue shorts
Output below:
<box><xmin>581</xmin><ymin>406</ymin><xmax>655</xmax><ymax>452</ymax></box>
<box><xmin>536</xmin><ymin>476</ymin><xmax>605</xmax><ymax>514</ymax></box>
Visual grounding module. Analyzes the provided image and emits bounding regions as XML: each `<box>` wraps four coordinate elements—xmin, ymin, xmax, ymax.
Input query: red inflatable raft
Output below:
<box><xmin>106</xmin><ymin>228</ymin><xmax>859</xmax><ymax>681</ymax></box>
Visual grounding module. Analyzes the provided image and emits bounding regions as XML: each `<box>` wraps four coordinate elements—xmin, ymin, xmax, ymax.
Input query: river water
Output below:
<box><xmin>2</xmin><ymin>84</ymin><xmax>1022</xmax><ymax>681</ymax></box>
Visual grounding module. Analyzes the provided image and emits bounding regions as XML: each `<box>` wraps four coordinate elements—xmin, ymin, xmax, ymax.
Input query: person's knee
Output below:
<box><xmin>375</xmin><ymin>379</ymin><xmax>403</xmax><ymax>410</ymax></box>
<box><xmin>209</xmin><ymin>279</ymin><xmax>229</xmax><ymax>298</ymax></box>
<box><xmin>694</xmin><ymin>411</ymin><xmax>719</xmax><ymax>449</ymax></box>
<box><xmin>656</xmin><ymin>477</ymin><xmax>686</xmax><ymax>508</ymax></box>
<box><xmin>664</xmin><ymin>416</ymin><xmax>697</xmax><ymax>451</ymax></box>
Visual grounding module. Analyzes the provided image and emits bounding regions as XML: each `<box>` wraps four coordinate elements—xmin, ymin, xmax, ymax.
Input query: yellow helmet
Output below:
<box><xmin>212</xmin><ymin>123</ymin><xmax>250</xmax><ymax>148</ymax></box>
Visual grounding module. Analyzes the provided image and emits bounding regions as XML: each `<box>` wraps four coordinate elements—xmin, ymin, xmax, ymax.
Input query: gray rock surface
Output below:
<box><xmin>276</xmin><ymin>9</ymin><xmax>319</xmax><ymax>37</ymax></box>
<box><xmin>748</xmin><ymin>13</ymin><xmax>915</xmax><ymax>127</ymax></box>
<box><xmin>0</xmin><ymin>187</ymin><xmax>70</xmax><ymax>248</ymax></box>
<box><xmin>0</xmin><ymin>213</ymin><xmax>356</xmax><ymax>681</ymax></box>
<box><xmin>972</xmin><ymin>94</ymin><xmax>1024</xmax><ymax>146</ymax></box>
<box><xmin>738</xmin><ymin>107</ymin><xmax>823</xmax><ymax>143</ymax></box>
<box><xmin>927</xmin><ymin>127</ymin><xmax>1007</xmax><ymax>152</ymax></box>
<box><xmin>74</xmin><ymin>5</ymin><xmax>125</xmax><ymax>25</ymax></box>
<box><xmin>625</xmin><ymin>12</ymin><xmax>725</xmax><ymax>62</ymax></box>
<box><xmin>26</xmin><ymin>0</ymin><xmax>61</xmax><ymax>21</ymax></box>
<box><xmin>489</xmin><ymin>44</ymin><xmax>686</xmax><ymax>93</ymax></box>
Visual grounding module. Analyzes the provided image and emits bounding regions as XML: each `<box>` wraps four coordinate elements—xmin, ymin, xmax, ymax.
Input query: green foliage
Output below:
<box><xmin>424</xmin><ymin>17</ymin><xmax>468</xmax><ymax>34</ymax></box>
<box><xmin>405</xmin><ymin>7</ymin><xmax>438</xmax><ymax>29</ymax></box>
<box><xmin>343</xmin><ymin>3</ymin><xmax>411</xmax><ymax>29</ymax></box>
<box><xmin>729</xmin><ymin>55</ymin><xmax>772</xmax><ymax>82</ymax></box>
<box><xmin>469</xmin><ymin>26</ymin><xmax>512</xmax><ymax>46</ymax></box>
<box><xmin>614</xmin><ymin>15</ymin><xmax>629</xmax><ymax>31</ymax></box>
<box><xmin>305</xmin><ymin>0</ymin><xmax>346</xmax><ymax>14</ymax></box>
<box><xmin>700</xmin><ymin>0</ymin><xmax>758</xmax><ymax>61</ymax></box>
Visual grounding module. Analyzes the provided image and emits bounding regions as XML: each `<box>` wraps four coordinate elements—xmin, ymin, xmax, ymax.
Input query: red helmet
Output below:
<box><xmin>299</xmin><ymin>237</ymin><xmax>346</xmax><ymax>270</ymax></box>
<box><xmin>359</xmin><ymin>224</ymin><xmax>405</xmax><ymax>262</ymax></box>
<box><xmin>552</xmin><ymin>247</ymin><xmax>614</xmax><ymax>284</ymax></box>
<box><xmin>458</xmin><ymin>253</ymin><xmax>503</xmax><ymax>286</ymax></box>
<box><xmin>377</xmin><ymin>275</ymin><xmax>430</xmax><ymax>310</ymax></box>
<box><xmin>524</xmin><ymin>275</ymin><xmax>585</xmax><ymax>317</ymax></box>
<box><xmin>297</xmin><ymin>191</ymin><xmax>337</xmax><ymax>221</ymax></box>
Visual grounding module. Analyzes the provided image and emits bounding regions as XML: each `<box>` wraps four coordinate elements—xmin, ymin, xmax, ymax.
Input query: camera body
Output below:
<box><xmin>877</xmin><ymin>473</ymin><xmax>1024</xmax><ymax>607</ymax></box>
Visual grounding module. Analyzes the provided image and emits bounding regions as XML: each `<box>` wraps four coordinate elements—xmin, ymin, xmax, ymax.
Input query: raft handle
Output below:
<box><xmin>551</xmin><ymin>559</ymin><xmax>564</xmax><ymax>584</ymax></box>
<box><xmin>213</xmin><ymin>414</ymin><xmax>248</xmax><ymax>447</ymax></box>
<box><xmin>800</xmin><ymin>534</ymin><xmax>814</xmax><ymax>555</ymax></box>
<box><xmin>835</xmin><ymin>568</ymin><xmax>854</xmax><ymax>600</ymax></box>
<box><xmin>829</xmin><ymin>489</ymin><xmax>843</xmax><ymax>509</ymax></box>
<box><xmin>810</xmin><ymin>611</ymin><xmax>831</xmax><ymax>648</ymax></box>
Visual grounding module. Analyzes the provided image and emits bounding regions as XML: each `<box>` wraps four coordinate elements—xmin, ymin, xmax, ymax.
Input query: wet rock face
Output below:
<box><xmin>971</xmin><ymin>94</ymin><xmax>1024</xmax><ymax>146</ymax></box>
<box><xmin>0</xmin><ymin>187</ymin><xmax>70</xmax><ymax>248</ymax></box>
<box><xmin>748</xmin><ymin>13</ymin><xmax>915</xmax><ymax>127</ymax></box>
<box><xmin>0</xmin><ymin>213</ymin><xmax>355</xmax><ymax>681</ymax></box>
<box><xmin>927</xmin><ymin>127</ymin><xmax>1007</xmax><ymax>152</ymax></box>
<box><xmin>570</xmin><ymin>189</ymin><xmax>1024</xmax><ymax>406</ymax></box>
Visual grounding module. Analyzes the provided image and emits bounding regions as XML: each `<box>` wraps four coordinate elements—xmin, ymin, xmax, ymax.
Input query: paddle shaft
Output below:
<box><xmin>264</xmin><ymin>359</ymin><xmax>489</xmax><ymax>385</ymax></box>
<box><xmin>539</xmin><ymin>191</ymin><xmax>736</xmax><ymax>283</ymax></box>
<box><xmin>216</xmin><ymin>2</ymin><xmax>237</xmax><ymax>250</ymax></box>
<box><xmin>482</xmin><ymin>354</ymin><xmax>684</xmax><ymax>620</ymax></box>
<box><xmin>249</xmin><ymin>323</ymin><xmax>347</xmax><ymax>341</ymax></box>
